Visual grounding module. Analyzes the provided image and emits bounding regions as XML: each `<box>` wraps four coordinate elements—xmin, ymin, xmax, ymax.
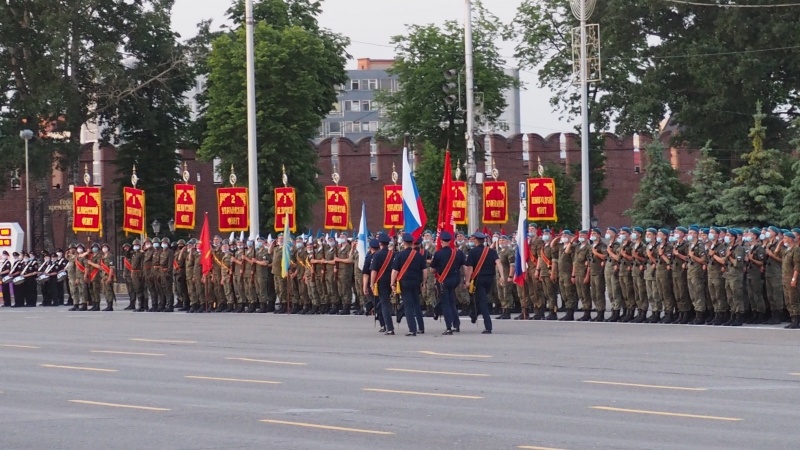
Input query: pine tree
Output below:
<box><xmin>542</xmin><ymin>164</ymin><xmax>579</xmax><ymax>231</ymax></box>
<box><xmin>717</xmin><ymin>102</ymin><xmax>787</xmax><ymax>227</ymax></box>
<box><xmin>675</xmin><ymin>141</ymin><xmax>729</xmax><ymax>226</ymax></box>
<box><xmin>781</xmin><ymin>119</ymin><xmax>800</xmax><ymax>226</ymax></box>
<box><xmin>624</xmin><ymin>141</ymin><xmax>685</xmax><ymax>228</ymax></box>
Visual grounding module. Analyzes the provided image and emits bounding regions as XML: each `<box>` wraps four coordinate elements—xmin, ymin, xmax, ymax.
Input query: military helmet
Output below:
<box><xmin>122</xmin><ymin>242</ymin><xmax>131</xmax><ymax>249</ymax></box>
<box><xmin>101</xmin><ymin>242</ymin><xmax>110</xmax><ymax>249</ymax></box>
<box><xmin>161</xmin><ymin>237</ymin><xmax>171</xmax><ymax>245</ymax></box>
<box><xmin>151</xmin><ymin>237</ymin><xmax>160</xmax><ymax>244</ymax></box>
<box><xmin>177</xmin><ymin>239</ymin><xmax>186</xmax><ymax>246</ymax></box>
<box><xmin>68</xmin><ymin>243</ymin><xmax>77</xmax><ymax>249</ymax></box>
<box><xmin>188</xmin><ymin>238</ymin><xmax>197</xmax><ymax>245</ymax></box>
<box><xmin>132</xmin><ymin>238</ymin><xmax>141</xmax><ymax>245</ymax></box>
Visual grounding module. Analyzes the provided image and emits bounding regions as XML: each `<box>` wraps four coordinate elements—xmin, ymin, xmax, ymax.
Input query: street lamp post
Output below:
<box><xmin>19</xmin><ymin>130</ymin><xmax>34</xmax><ymax>251</ymax></box>
<box><xmin>151</xmin><ymin>219</ymin><xmax>161</xmax><ymax>237</ymax></box>
<box><xmin>168</xmin><ymin>218</ymin><xmax>175</xmax><ymax>234</ymax></box>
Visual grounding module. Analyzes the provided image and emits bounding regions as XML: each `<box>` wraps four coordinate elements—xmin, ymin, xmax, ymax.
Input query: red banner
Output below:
<box><xmin>324</xmin><ymin>185</ymin><xmax>349</xmax><ymax>230</ymax></box>
<box><xmin>451</xmin><ymin>181</ymin><xmax>467</xmax><ymax>225</ymax></box>
<box><xmin>217</xmin><ymin>187</ymin><xmax>248</xmax><ymax>232</ymax></box>
<box><xmin>482</xmin><ymin>181</ymin><xmax>508</xmax><ymax>224</ymax></box>
<box><xmin>383</xmin><ymin>185</ymin><xmax>403</xmax><ymax>229</ymax></box>
<box><xmin>527</xmin><ymin>178</ymin><xmax>558</xmax><ymax>222</ymax></box>
<box><xmin>122</xmin><ymin>187</ymin><xmax>145</xmax><ymax>234</ymax></box>
<box><xmin>174</xmin><ymin>184</ymin><xmax>196</xmax><ymax>230</ymax></box>
<box><xmin>72</xmin><ymin>186</ymin><xmax>102</xmax><ymax>233</ymax></box>
<box><xmin>274</xmin><ymin>187</ymin><xmax>297</xmax><ymax>232</ymax></box>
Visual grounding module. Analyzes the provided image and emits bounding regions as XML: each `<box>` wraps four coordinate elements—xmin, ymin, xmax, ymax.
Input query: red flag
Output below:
<box><xmin>436</xmin><ymin>151</ymin><xmax>455</xmax><ymax>250</ymax></box>
<box><xmin>199</xmin><ymin>212</ymin><xmax>212</xmax><ymax>275</ymax></box>
<box><xmin>483</xmin><ymin>225</ymin><xmax>490</xmax><ymax>236</ymax></box>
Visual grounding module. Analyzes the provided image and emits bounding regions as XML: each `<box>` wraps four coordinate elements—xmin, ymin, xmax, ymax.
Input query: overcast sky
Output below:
<box><xmin>171</xmin><ymin>0</ymin><xmax>574</xmax><ymax>136</ymax></box>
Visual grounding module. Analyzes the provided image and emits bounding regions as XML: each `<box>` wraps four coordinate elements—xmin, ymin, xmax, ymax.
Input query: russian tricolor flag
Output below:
<box><xmin>402</xmin><ymin>147</ymin><xmax>427</xmax><ymax>239</ymax></box>
<box><xmin>513</xmin><ymin>210</ymin><xmax>527</xmax><ymax>286</ymax></box>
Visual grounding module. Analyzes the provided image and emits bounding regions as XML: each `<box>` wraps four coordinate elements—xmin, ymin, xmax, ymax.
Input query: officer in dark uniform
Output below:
<box><xmin>363</xmin><ymin>238</ymin><xmax>385</xmax><ymax>330</ymax></box>
<box><xmin>431</xmin><ymin>231</ymin><xmax>466</xmax><ymax>335</ymax></box>
<box><xmin>390</xmin><ymin>233</ymin><xmax>427</xmax><ymax>336</ymax></box>
<box><xmin>463</xmin><ymin>231</ymin><xmax>501</xmax><ymax>334</ymax></box>
<box><xmin>370</xmin><ymin>233</ymin><xmax>395</xmax><ymax>335</ymax></box>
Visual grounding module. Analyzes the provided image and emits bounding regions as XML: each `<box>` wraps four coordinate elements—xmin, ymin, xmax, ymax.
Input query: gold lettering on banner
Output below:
<box><xmin>221</xmin><ymin>207</ymin><xmax>245</xmax><ymax>215</ymax></box>
<box><xmin>177</xmin><ymin>204</ymin><xmax>193</xmax><ymax>212</ymax></box>
<box><xmin>77</xmin><ymin>207</ymin><xmax>98</xmax><ymax>215</ymax></box>
<box><xmin>327</xmin><ymin>205</ymin><xmax>346</xmax><ymax>213</ymax></box>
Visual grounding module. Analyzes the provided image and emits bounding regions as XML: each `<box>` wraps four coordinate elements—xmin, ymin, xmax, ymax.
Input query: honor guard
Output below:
<box><xmin>430</xmin><ymin>231</ymin><xmax>465</xmax><ymax>334</ymax></box>
<box><xmin>390</xmin><ymin>233</ymin><xmax>427</xmax><ymax>336</ymax></box>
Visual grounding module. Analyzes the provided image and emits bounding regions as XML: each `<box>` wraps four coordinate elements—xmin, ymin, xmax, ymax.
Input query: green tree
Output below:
<box><xmin>783</xmin><ymin>120</ymin><xmax>800</xmax><ymax>226</ymax></box>
<box><xmin>512</xmin><ymin>0</ymin><xmax>800</xmax><ymax>157</ymax></box>
<box><xmin>543</xmin><ymin>164</ymin><xmax>579</xmax><ymax>232</ymax></box>
<box><xmin>675</xmin><ymin>141</ymin><xmax>729</xmax><ymax>226</ymax></box>
<box><xmin>625</xmin><ymin>142</ymin><xmax>685</xmax><ymax>228</ymax></box>
<box><xmin>99</xmin><ymin>0</ymin><xmax>194</xmax><ymax>231</ymax></box>
<box><xmin>377</xmin><ymin>1</ymin><xmax>517</xmax><ymax>164</ymax></box>
<box><xmin>718</xmin><ymin>103</ymin><xmax>788</xmax><ymax>227</ymax></box>
<box><xmin>198</xmin><ymin>0</ymin><xmax>348</xmax><ymax>231</ymax></box>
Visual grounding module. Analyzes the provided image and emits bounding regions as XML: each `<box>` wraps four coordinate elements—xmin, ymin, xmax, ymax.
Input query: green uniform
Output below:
<box><xmin>220</xmin><ymin>251</ymin><xmax>234</xmax><ymax>307</ymax></box>
<box><xmin>686</xmin><ymin>240</ymin><xmax>707</xmax><ymax>313</ymax></box>
<box><xmin>764</xmin><ymin>239</ymin><xmax>785</xmax><ymax>315</ymax></box>
<box><xmin>557</xmin><ymin>241</ymin><xmax>576</xmax><ymax>310</ymax></box>
<box><xmin>185</xmin><ymin>249</ymin><xmax>196</xmax><ymax>307</ymax></box>
<box><xmin>782</xmin><ymin>245</ymin><xmax>800</xmax><ymax>317</ymax></box>
<box><xmin>539</xmin><ymin>241</ymin><xmax>558</xmax><ymax>312</ymax></box>
<box><xmin>68</xmin><ymin>254</ymin><xmax>86</xmax><ymax>307</ymax></box>
<box><xmin>631</xmin><ymin>241</ymin><xmax>648</xmax><ymax>311</ymax></box>
<box><xmin>158</xmin><ymin>246</ymin><xmax>174</xmax><ymax>309</ymax></box>
<box><xmin>672</xmin><ymin>240</ymin><xmax>691</xmax><ymax>313</ymax></box>
<box><xmin>589</xmin><ymin>240</ymin><xmax>606</xmax><ymax>313</ymax></box>
<box><xmin>336</xmin><ymin>244</ymin><xmax>354</xmax><ymax>309</ymax></box>
<box><xmin>571</xmin><ymin>242</ymin><xmax>591</xmax><ymax>311</ymax></box>
<box><xmin>90</xmin><ymin>253</ymin><xmax>103</xmax><ymax>307</ymax></box>
<box><xmin>644</xmin><ymin>242</ymin><xmax>661</xmax><ymax>312</ymax></box>
<box><xmin>324</xmin><ymin>244</ymin><xmax>338</xmax><ymax>310</ymax></box>
<box><xmin>495</xmin><ymin>246</ymin><xmax>514</xmax><ymax>310</ymax></box>
<box><xmin>526</xmin><ymin>237</ymin><xmax>544</xmax><ymax>311</ymax></box>
<box><xmin>656</xmin><ymin>241</ymin><xmax>675</xmax><ymax>314</ymax></box>
<box><xmin>271</xmin><ymin>243</ymin><xmax>287</xmax><ymax>306</ymax></box>
<box><xmin>244</xmin><ymin>247</ymin><xmax>257</xmax><ymax>307</ymax></box>
<box><xmin>293</xmin><ymin>247</ymin><xmax>310</xmax><ymax>309</ymax></box>
<box><xmin>175</xmin><ymin>248</ymin><xmax>188</xmax><ymax>308</ymax></box>
<box><xmin>142</xmin><ymin>247</ymin><xmax>154</xmax><ymax>309</ymax></box>
<box><xmin>455</xmin><ymin>242</ymin><xmax>470</xmax><ymax>310</ymax></box>
<box><xmin>707</xmin><ymin>241</ymin><xmax>728</xmax><ymax>313</ymax></box>
<box><xmin>192</xmin><ymin>249</ymin><xmax>204</xmax><ymax>308</ymax></box>
<box><xmin>745</xmin><ymin>242</ymin><xmax>766</xmax><ymax>314</ymax></box>
<box><xmin>212</xmin><ymin>247</ymin><xmax>224</xmax><ymax>308</ymax></box>
<box><xmin>618</xmin><ymin>241</ymin><xmax>635</xmax><ymax>311</ymax></box>
<box><xmin>255</xmin><ymin>245</ymin><xmax>271</xmax><ymax>310</ymax></box>
<box><xmin>312</xmin><ymin>246</ymin><xmax>327</xmax><ymax>310</ymax></box>
<box><xmin>232</xmin><ymin>248</ymin><xmax>244</xmax><ymax>306</ymax></box>
<box><xmin>100</xmin><ymin>251</ymin><xmax>116</xmax><ymax>308</ymax></box>
<box><xmin>724</xmin><ymin>244</ymin><xmax>746</xmax><ymax>314</ymax></box>
<box><xmin>605</xmin><ymin>241</ymin><xmax>622</xmax><ymax>312</ymax></box>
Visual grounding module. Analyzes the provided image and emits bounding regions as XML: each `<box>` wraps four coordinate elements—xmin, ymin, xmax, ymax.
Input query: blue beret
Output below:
<box><xmin>720</xmin><ymin>227</ymin><xmax>728</xmax><ymax>234</ymax></box>
<box><xmin>792</xmin><ymin>228</ymin><xmax>800</xmax><ymax>234</ymax></box>
<box><xmin>415</xmin><ymin>236</ymin><xmax>423</xmax><ymax>245</ymax></box>
<box><xmin>769</xmin><ymin>226</ymin><xmax>781</xmax><ymax>234</ymax></box>
<box><xmin>633</xmin><ymin>226</ymin><xmax>644</xmax><ymax>233</ymax></box>
<box><xmin>542</xmin><ymin>228</ymin><xmax>551</xmax><ymax>233</ymax></box>
<box><xmin>500</xmin><ymin>235</ymin><xmax>509</xmax><ymax>240</ymax></box>
<box><xmin>710</xmin><ymin>226</ymin><xmax>721</xmax><ymax>233</ymax></box>
<box><xmin>473</xmin><ymin>231</ymin><xmax>487</xmax><ymax>239</ymax></box>
<box><xmin>402</xmin><ymin>233</ymin><xmax>414</xmax><ymax>243</ymax></box>
<box><xmin>646</xmin><ymin>227</ymin><xmax>657</xmax><ymax>233</ymax></box>
<box><xmin>579</xmin><ymin>230</ymin><xmax>588</xmax><ymax>235</ymax></box>
<box><xmin>620</xmin><ymin>227</ymin><xmax>631</xmax><ymax>233</ymax></box>
<box><xmin>562</xmin><ymin>230</ymin><xmax>573</xmax><ymax>236</ymax></box>
<box><xmin>607</xmin><ymin>227</ymin><xmax>618</xmax><ymax>235</ymax></box>
<box><xmin>658</xmin><ymin>228</ymin><xmax>669</xmax><ymax>235</ymax></box>
<box><xmin>591</xmin><ymin>227</ymin><xmax>601</xmax><ymax>234</ymax></box>
<box><xmin>782</xmin><ymin>229</ymin><xmax>790</xmax><ymax>235</ymax></box>
<box><xmin>369</xmin><ymin>239</ymin><xmax>380</xmax><ymax>249</ymax></box>
<box><xmin>529</xmin><ymin>222</ymin><xmax>538</xmax><ymax>228</ymax></box>
<box><xmin>785</xmin><ymin>232</ymin><xmax>795</xmax><ymax>239</ymax></box>
<box><xmin>676</xmin><ymin>226</ymin><xmax>687</xmax><ymax>234</ymax></box>
<box><xmin>378</xmin><ymin>233</ymin><xmax>390</xmax><ymax>244</ymax></box>
<box><xmin>439</xmin><ymin>231</ymin><xmax>452</xmax><ymax>241</ymax></box>
<box><xmin>701</xmin><ymin>228</ymin><xmax>709</xmax><ymax>234</ymax></box>
<box><xmin>689</xmin><ymin>225</ymin><xmax>700</xmax><ymax>232</ymax></box>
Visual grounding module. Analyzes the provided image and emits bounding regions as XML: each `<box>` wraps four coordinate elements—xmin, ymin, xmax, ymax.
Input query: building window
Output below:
<box><xmin>331</xmin><ymin>138</ymin><xmax>340</xmax><ymax>173</ymax></box>
<box><xmin>344</xmin><ymin>100</ymin><xmax>361</xmax><ymax>112</ymax></box>
<box><xmin>196</xmin><ymin>172</ymin><xmax>201</xmax><ymax>182</ymax></box>
<box><xmin>362</xmin><ymin>121</ymin><xmax>379</xmax><ymax>133</ymax></box>
<box><xmin>370</xmin><ymin>141</ymin><xmax>378</xmax><ymax>181</ymax></box>
<box><xmin>212</xmin><ymin>157</ymin><xmax>223</xmax><ymax>184</ymax></box>
<box><xmin>343</xmin><ymin>122</ymin><xmax>362</xmax><ymax>134</ymax></box>
<box><xmin>92</xmin><ymin>146</ymin><xmax>102</xmax><ymax>186</ymax></box>
<box><xmin>361</xmin><ymin>100</ymin><xmax>372</xmax><ymax>111</ymax></box>
<box><xmin>350</xmin><ymin>79</ymin><xmax>360</xmax><ymax>91</ymax></box>
<box><xmin>366</xmin><ymin>79</ymin><xmax>378</xmax><ymax>90</ymax></box>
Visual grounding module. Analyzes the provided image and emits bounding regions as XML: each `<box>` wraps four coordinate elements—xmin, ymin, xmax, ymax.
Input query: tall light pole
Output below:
<box><xmin>245</xmin><ymin>0</ymin><xmax>259</xmax><ymax>240</ymax></box>
<box><xmin>464</xmin><ymin>0</ymin><xmax>480</xmax><ymax>232</ymax></box>
<box><xmin>571</xmin><ymin>0</ymin><xmax>596</xmax><ymax>231</ymax></box>
<box><xmin>20</xmin><ymin>129</ymin><xmax>34</xmax><ymax>251</ymax></box>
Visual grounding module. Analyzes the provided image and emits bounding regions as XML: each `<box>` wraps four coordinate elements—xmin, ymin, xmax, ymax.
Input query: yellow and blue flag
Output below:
<box><xmin>281</xmin><ymin>212</ymin><xmax>291</xmax><ymax>278</ymax></box>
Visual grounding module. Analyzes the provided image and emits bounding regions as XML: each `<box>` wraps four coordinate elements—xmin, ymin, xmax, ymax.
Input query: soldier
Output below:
<box><xmin>618</xmin><ymin>227</ymin><xmax>636</xmax><ymax>322</ymax></box>
<box><xmin>521</xmin><ymin>224</ymin><xmax>543</xmax><ymax>320</ymax></box>
<box><xmin>88</xmin><ymin>243</ymin><xmax>103</xmax><ymax>311</ymax></box>
<box><xmin>455</xmin><ymin>232</ymin><xmax>471</xmax><ymax>315</ymax></box>
<box><xmin>191</xmin><ymin>241</ymin><xmax>206</xmax><ymax>312</ymax></box>
<box><xmin>605</xmin><ymin>227</ymin><xmax>623</xmax><ymax>322</ymax></box>
<box><xmin>311</xmin><ymin>237</ymin><xmax>327</xmax><ymax>314</ymax></box>
<box><xmin>50</xmin><ymin>248</ymin><xmax>67</xmax><ymax>306</ymax></box>
<box><xmin>184</xmin><ymin>240</ymin><xmax>196</xmax><ymax>312</ymax></box>
<box><xmin>744</xmin><ymin>228</ymin><xmax>767</xmax><ymax>323</ymax></box>
<box><xmin>643</xmin><ymin>228</ymin><xmax>662</xmax><ymax>323</ymax></box>
<box><xmin>723</xmin><ymin>229</ymin><xmax>745</xmax><ymax>326</ymax></box>
<box><xmin>270</xmin><ymin>234</ymin><xmax>288</xmax><ymax>313</ymax></box>
<box><xmin>370</xmin><ymin>234</ymin><xmax>395</xmax><ymax>335</ymax></box>
<box><xmin>320</xmin><ymin>235</ymin><xmax>337</xmax><ymax>314</ymax></box>
<box><xmin>120</xmin><ymin>243</ymin><xmax>135</xmax><ymax>310</ymax></box>
<box><xmin>211</xmin><ymin>235</ymin><xmax>225</xmax><ymax>311</ymax></box>
<box><xmin>556</xmin><ymin>230</ymin><xmax>576</xmax><ymax>321</ymax></box>
<box><xmin>431</xmin><ymin>231</ymin><xmax>465</xmax><ymax>334</ymax></box>
<box><xmin>537</xmin><ymin>229</ymin><xmax>558</xmax><ymax>320</ymax></box>
<box><xmin>231</xmin><ymin>239</ymin><xmax>244</xmax><ymax>311</ymax></box>
<box><xmin>334</xmin><ymin>233</ymin><xmax>355</xmax><ymax>314</ymax></box>
<box><xmin>243</xmin><ymin>239</ymin><xmax>258</xmax><ymax>313</ymax></box>
<box><xmin>289</xmin><ymin>237</ymin><xmax>307</xmax><ymax>314</ymax></box>
<box><xmin>217</xmin><ymin>240</ymin><xmax>233</xmax><ymax>311</ymax></box>
<box><xmin>707</xmin><ymin>226</ymin><xmax>729</xmax><ymax>325</ymax></box>
<box><xmin>67</xmin><ymin>245</ymin><xmax>85</xmax><ymax>311</ymax></box>
<box><xmin>302</xmin><ymin>241</ymin><xmax>318</xmax><ymax>314</ymax></box>
<box><xmin>671</xmin><ymin>226</ymin><xmax>692</xmax><ymax>323</ymax></box>
<box><xmin>98</xmin><ymin>243</ymin><xmax>116</xmax><ymax>311</ymax></box>
<box><xmin>764</xmin><ymin>226</ymin><xmax>785</xmax><ymax>324</ymax></box>
<box><xmin>495</xmin><ymin>235</ymin><xmax>514</xmax><ymax>320</ymax></box>
<box><xmin>588</xmin><ymin>228</ymin><xmax>607</xmax><ymax>322</ymax></box>
<box><xmin>570</xmin><ymin>230</ymin><xmax>591</xmax><ymax>321</ymax></box>
<box><xmin>784</xmin><ymin>232</ymin><xmax>800</xmax><ymax>328</ymax></box>
<box><xmin>150</xmin><ymin>238</ymin><xmax>162</xmax><ymax>311</ymax></box>
<box><xmin>158</xmin><ymin>237</ymin><xmax>175</xmax><ymax>312</ymax></box>
<box><xmin>252</xmin><ymin>237</ymin><xmax>270</xmax><ymax>313</ymax></box>
<box><xmin>629</xmin><ymin>227</ymin><xmax>648</xmax><ymax>323</ymax></box>
<box><xmin>419</xmin><ymin>230</ymin><xmax>436</xmax><ymax>317</ymax></box>
<box><xmin>686</xmin><ymin>227</ymin><xmax>708</xmax><ymax>324</ymax></box>
<box><xmin>653</xmin><ymin>229</ymin><xmax>675</xmax><ymax>323</ymax></box>
<box><xmin>462</xmin><ymin>232</ymin><xmax>502</xmax><ymax>334</ymax></box>
<box><xmin>390</xmin><ymin>233</ymin><xmax>426</xmax><ymax>336</ymax></box>
<box><xmin>142</xmin><ymin>239</ymin><xmax>155</xmax><ymax>311</ymax></box>
<box><xmin>174</xmin><ymin>239</ymin><xmax>189</xmax><ymax>311</ymax></box>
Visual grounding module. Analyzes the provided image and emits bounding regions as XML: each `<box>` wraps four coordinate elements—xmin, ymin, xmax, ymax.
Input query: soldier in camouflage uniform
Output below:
<box><xmin>783</xmin><ymin>232</ymin><xmax>800</xmax><ymax>329</ymax></box>
<box><xmin>421</xmin><ymin>231</ymin><xmax>437</xmax><ymax>317</ymax></box>
<box><xmin>618</xmin><ymin>228</ymin><xmax>636</xmax><ymax>322</ymax></box>
<box><xmin>604</xmin><ymin>227</ymin><xmax>623</xmax><ymax>322</ymax></box>
<box><xmin>253</xmin><ymin>236</ymin><xmax>270</xmax><ymax>313</ymax></box>
<box><xmin>495</xmin><ymin>235</ymin><xmax>514</xmax><ymax>320</ymax></box>
<box><xmin>231</xmin><ymin>239</ymin><xmax>244</xmax><ymax>311</ymax></box>
<box><xmin>303</xmin><ymin>241</ymin><xmax>318</xmax><ymax>313</ymax></box>
<box><xmin>311</xmin><ymin>239</ymin><xmax>327</xmax><ymax>314</ymax></box>
<box><xmin>744</xmin><ymin>228</ymin><xmax>767</xmax><ymax>323</ymax></box>
<box><xmin>333</xmin><ymin>234</ymin><xmax>354</xmax><ymax>314</ymax></box>
<box><xmin>184</xmin><ymin>240</ymin><xmax>196</xmax><ymax>311</ymax></box>
<box><xmin>687</xmin><ymin>227</ymin><xmax>708</xmax><ymax>324</ymax></box>
<box><xmin>520</xmin><ymin>224</ymin><xmax>543</xmax><ymax>320</ymax></box>
<box><xmin>630</xmin><ymin>227</ymin><xmax>649</xmax><ymax>323</ymax></box>
<box><xmin>538</xmin><ymin>230</ymin><xmax>558</xmax><ymax>320</ymax></box>
<box><xmin>707</xmin><ymin>226</ymin><xmax>729</xmax><ymax>325</ymax></box>
<box><xmin>671</xmin><ymin>227</ymin><xmax>692</xmax><ymax>324</ymax></box>
<box><xmin>243</xmin><ymin>239</ymin><xmax>257</xmax><ymax>313</ymax></box>
<box><xmin>67</xmin><ymin>245</ymin><xmax>86</xmax><ymax>311</ymax></box>
<box><xmin>88</xmin><ymin>243</ymin><xmax>103</xmax><ymax>311</ymax></box>
<box><xmin>218</xmin><ymin>241</ymin><xmax>234</xmax><ymax>312</ymax></box>
<box><xmin>644</xmin><ymin>228</ymin><xmax>662</xmax><ymax>323</ymax></box>
<box><xmin>557</xmin><ymin>230</ymin><xmax>577</xmax><ymax>321</ymax></box>
<box><xmin>324</xmin><ymin>235</ymin><xmax>339</xmax><ymax>314</ymax></box>
<box><xmin>723</xmin><ymin>229</ymin><xmax>745</xmax><ymax>326</ymax></box>
<box><xmin>270</xmin><ymin>235</ymin><xmax>287</xmax><ymax>313</ymax></box>
<box><xmin>588</xmin><ymin>228</ymin><xmax>607</xmax><ymax>322</ymax></box>
<box><xmin>571</xmin><ymin>230</ymin><xmax>592</xmax><ymax>321</ymax></box>
<box><xmin>764</xmin><ymin>226</ymin><xmax>785</xmax><ymax>324</ymax></box>
<box><xmin>158</xmin><ymin>237</ymin><xmax>175</xmax><ymax>312</ymax></box>
<box><xmin>98</xmin><ymin>243</ymin><xmax>116</xmax><ymax>311</ymax></box>
<box><xmin>656</xmin><ymin>229</ymin><xmax>676</xmax><ymax>323</ymax></box>
<box><xmin>121</xmin><ymin>243</ymin><xmax>135</xmax><ymax>310</ymax></box>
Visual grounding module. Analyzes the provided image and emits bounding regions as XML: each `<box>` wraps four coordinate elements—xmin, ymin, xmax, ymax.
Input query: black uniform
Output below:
<box><xmin>370</xmin><ymin>248</ymin><xmax>394</xmax><ymax>332</ymax></box>
<box><xmin>466</xmin><ymin>244</ymin><xmax>500</xmax><ymax>332</ymax></box>
<box><xmin>431</xmin><ymin>245</ymin><xmax>465</xmax><ymax>331</ymax></box>
<box><xmin>50</xmin><ymin>255</ymin><xmax>67</xmax><ymax>305</ymax></box>
<box><xmin>392</xmin><ymin>247</ymin><xmax>427</xmax><ymax>334</ymax></box>
<box><xmin>0</xmin><ymin>259</ymin><xmax>12</xmax><ymax>307</ymax></box>
<box><xmin>362</xmin><ymin>251</ymin><xmax>384</xmax><ymax>327</ymax></box>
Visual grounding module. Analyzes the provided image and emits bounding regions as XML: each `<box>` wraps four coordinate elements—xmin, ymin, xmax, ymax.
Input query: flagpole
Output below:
<box><xmin>245</xmin><ymin>0</ymin><xmax>259</xmax><ymax>240</ymax></box>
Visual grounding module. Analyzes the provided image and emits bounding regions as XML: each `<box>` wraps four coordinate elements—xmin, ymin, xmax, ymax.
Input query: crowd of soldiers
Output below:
<box><xmin>4</xmin><ymin>223</ymin><xmax>800</xmax><ymax>332</ymax></box>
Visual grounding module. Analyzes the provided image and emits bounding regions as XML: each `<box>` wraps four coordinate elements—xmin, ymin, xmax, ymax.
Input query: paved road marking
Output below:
<box><xmin>69</xmin><ymin>400</ymin><xmax>170</xmax><ymax>411</ymax></box>
<box><xmin>591</xmin><ymin>406</ymin><xmax>742</xmax><ymax>421</ymax></box>
<box><xmin>129</xmin><ymin>338</ymin><xmax>197</xmax><ymax>344</ymax></box>
<box><xmin>40</xmin><ymin>364</ymin><xmax>117</xmax><ymax>373</ymax></box>
<box><xmin>185</xmin><ymin>376</ymin><xmax>281</xmax><ymax>385</ymax></box>
<box><xmin>584</xmin><ymin>380</ymin><xmax>706</xmax><ymax>391</ymax></box>
<box><xmin>260</xmin><ymin>419</ymin><xmax>393</xmax><ymax>435</ymax></box>
<box><xmin>226</xmin><ymin>357</ymin><xmax>307</xmax><ymax>366</ymax></box>
<box><xmin>789</xmin><ymin>373</ymin><xmax>800</xmax><ymax>376</ymax></box>
<box><xmin>91</xmin><ymin>350</ymin><xmax>165</xmax><ymax>357</ymax></box>
<box><xmin>418</xmin><ymin>350</ymin><xmax>492</xmax><ymax>358</ymax></box>
<box><xmin>518</xmin><ymin>446</ymin><xmax>567</xmax><ymax>450</ymax></box>
<box><xmin>386</xmin><ymin>368</ymin><xmax>489</xmax><ymax>377</ymax></box>
<box><xmin>363</xmin><ymin>388</ymin><xmax>482</xmax><ymax>399</ymax></box>
<box><xmin>1</xmin><ymin>344</ymin><xmax>41</xmax><ymax>349</ymax></box>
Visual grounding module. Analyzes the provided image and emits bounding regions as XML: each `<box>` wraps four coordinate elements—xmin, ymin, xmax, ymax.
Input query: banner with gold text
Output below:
<box><xmin>451</xmin><ymin>181</ymin><xmax>468</xmax><ymax>225</ymax></box>
<box><xmin>324</xmin><ymin>186</ymin><xmax>349</xmax><ymax>230</ymax></box>
<box><xmin>383</xmin><ymin>185</ymin><xmax>403</xmax><ymax>229</ymax></box>
<box><xmin>217</xmin><ymin>187</ymin><xmax>249</xmax><ymax>232</ymax></box>
<box><xmin>482</xmin><ymin>181</ymin><xmax>508</xmax><ymax>224</ymax></box>
<box><xmin>122</xmin><ymin>187</ymin><xmax>145</xmax><ymax>234</ymax></box>
<box><xmin>274</xmin><ymin>187</ymin><xmax>297</xmax><ymax>232</ymax></box>
<box><xmin>72</xmin><ymin>186</ymin><xmax>102</xmax><ymax>233</ymax></box>
<box><xmin>527</xmin><ymin>178</ymin><xmax>558</xmax><ymax>222</ymax></box>
<box><xmin>174</xmin><ymin>184</ymin><xmax>196</xmax><ymax>230</ymax></box>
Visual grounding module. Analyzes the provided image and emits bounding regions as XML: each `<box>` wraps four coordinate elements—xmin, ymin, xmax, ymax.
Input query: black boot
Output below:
<box><xmin>577</xmin><ymin>309</ymin><xmax>591</xmax><ymax>322</ymax></box>
<box><xmin>592</xmin><ymin>310</ymin><xmax>605</xmax><ymax>322</ymax></box>
<box><xmin>766</xmin><ymin>311</ymin><xmax>783</xmax><ymax>325</ymax></box>
<box><xmin>124</xmin><ymin>301</ymin><xmax>136</xmax><ymax>310</ymax></box>
<box><xmin>559</xmin><ymin>308</ymin><xmax>574</xmax><ymax>321</ymax></box>
<box><xmin>69</xmin><ymin>305</ymin><xmax>79</xmax><ymax>311</ymax></box>
<box><xmin>723</xmin><ymin>312</ymin><xmax>735</xmax><ymax>326</ymax></box>
<box><xmin>785</xmin><ymin>315</ymin><xmax>800</xmax><ymax>329</ymax></box>
<box><xmin>338</xmin><ymin>304</ymin><xmax>351</xmax><ymax>315</ymax></box>
<box><xmin>498</xmin><ymin>308</ymin><xmax>511</xmax><ymax>320</ymax></box>
<box><xmin>633</xmin><ymin>310</ymin><xmax>646</xmax><ymax>323</ymax></box>
<box><xmin>102</xmin><ymin>305</ymin><xmax>113</xmax><ymax>312</ymax></box>
<box><xmin>648</xmin><ymin>311</ymin><xmax>661</xmax><ymax>323</ymax></box>
<box><xmin>660</xmin><ymin>312</ymin><xmax>673</xmax><ymax>324</ymax></box>
<box><xmin>78</xmin><ymin>304</ymin><xmax>87</xmax><ymax>311</ymax></box>
<box><xmin>690</xmin><ymin>311</ymin><xmax>705</xmax><ymax>325</ymax></box>
<box><xmin>606</xmin><ymin>309</ymin><xmax>620</xmax><ymax>323</ymax></box>
<box><xmin>514</xmin><ymin>312</ymin><xmax>525</xmax><ymax>320</ymax></box>
<box><xmin>424</xmin><ymin>308</ymin><xmax>434</xmax><ymax>318</ymax></box>
<box><xmin>751</xmin><ymin>311</ymin><xmax>764</xmax><ymax>324</ymax></box>
<box><xmin>545</xmin><ymin>311</ymin><xmax>558</xmax><ymax>320</ymax></box>
<box><xmin>705</xmin><ymin>312</ymin><xmax>716</xmax><ymax>325</ymax></box>
<box><xmin>729</xmin><ymin>313</ymin><xmax>743</xmax><ymax>326</ymax></box>
<box><xmin>532</xmin><ymin>307</ymin><xmax>545</xmax><ymax>320</ymax></box>
<box><xmin>679</xmin><ymin>311</ymin><xmax>691</xmax><ymax>324</ymax></box>
<box><xmin>712</xmin><ymin>311</ymin><xmax>728</xmax><ymax>325</ymax></box>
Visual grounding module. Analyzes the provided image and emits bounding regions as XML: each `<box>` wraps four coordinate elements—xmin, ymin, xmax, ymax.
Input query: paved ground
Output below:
<box><xmin>2</xmin><ymin>304</ymin><xmax>800</xmax><ymax>450</ymax></box>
